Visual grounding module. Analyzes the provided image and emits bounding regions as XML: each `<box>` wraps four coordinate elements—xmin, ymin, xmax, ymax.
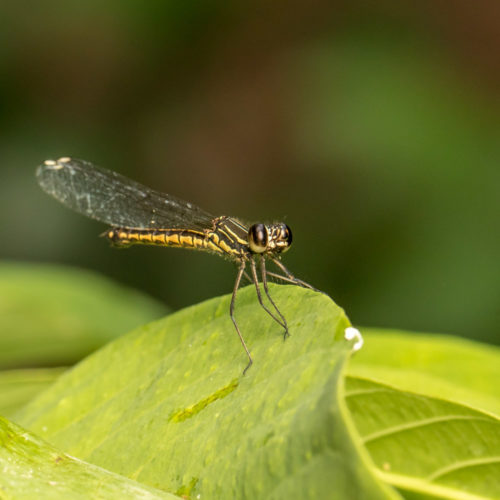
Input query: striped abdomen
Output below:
<box><xmin>104</xmin><ymin>225</ymin><xmax>249</xmax><ymax>259</ymax></box>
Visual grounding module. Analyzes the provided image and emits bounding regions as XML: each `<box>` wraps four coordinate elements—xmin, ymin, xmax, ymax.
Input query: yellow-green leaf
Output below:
<box><xmin>16</xmin><ymin>285</ymin><xmax>396</xmax><ymax>500</ymax></box>
<box><xmin>345</xmin><ymin>376</ymin><xmax>500</xmax><ymax>500</ymax></box>
<box><xmin>0</xmin><ymin>367</ymin><xmax>66</xmax><ymax>417</ymax></box>
<box><xmin>347</xmin><ymin>329</ymin><xmax>500</xmax><ymax>416</ymax></box>
<box><xmin>0</xmin><ymin>262</ymin><xmax>167</xmax><ymax>368</ymax></box>
<box><xmin>0</xmin><ymin>414</ymin><xmax>179</xmax><ymax>499</ymax></box>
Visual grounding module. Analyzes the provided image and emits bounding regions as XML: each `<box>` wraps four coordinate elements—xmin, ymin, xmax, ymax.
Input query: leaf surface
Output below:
<box><xmin>0</xmin><ymin>262</ymin><xmax>167</xmax><ymax>368</ymax></box>
<box><xmin>0</xmin><ymin>367</ymin><xmax>66</xmax><ymax>417</ymax></box>
<box><xmin>347</xmin><ymin>329</ymin><xmax>500</xmax><ymax>415</ymax></box>
<box><xmin>345</xmin><ymin>376</ymin><xmax>500</xmax><ymax>500</ymax></box>
<box><xmin>0</xmin><ymin>415</ymin><xmax>178</xmax><ymax>499</ymax></box>
<box><xmin>16</xmin><ymin>285</ymin><xmax>397</xmax><ymax>499</ymax></box>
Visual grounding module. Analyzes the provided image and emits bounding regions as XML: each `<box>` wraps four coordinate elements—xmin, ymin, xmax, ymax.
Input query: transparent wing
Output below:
<box><xmin>36</xmin><ymin>157</ymin><xmax>215</xmax><ymax>230</ymax></box>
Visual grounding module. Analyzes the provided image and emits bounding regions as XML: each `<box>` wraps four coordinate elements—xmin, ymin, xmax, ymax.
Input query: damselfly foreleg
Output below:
<box><xmin>268</xmin><ymin>257</ymin><xmax>322</xmax><ymax>293</ymax></box>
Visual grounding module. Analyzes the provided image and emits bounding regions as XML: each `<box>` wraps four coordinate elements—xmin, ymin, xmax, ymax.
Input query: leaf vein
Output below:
<box><xmin>362</xmin><ymin>415</ymin><xmax>494</xmax><ymax>443</ymax></box>
<box><xmin>427</xmin><ymin>455</ymin><xmax>500</xmax><ymax>481</ymax></box>
<box><xmin>344</xmin><ymin>387</ymin><xmax>392</xmax><ymax>397</ymax></box>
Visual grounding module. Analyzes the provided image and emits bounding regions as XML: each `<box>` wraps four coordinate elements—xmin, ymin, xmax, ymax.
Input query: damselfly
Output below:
<box><xmin>36</xmin><ymin>157</ymin><xmax>318</xmax><ymax>372</ymax></box>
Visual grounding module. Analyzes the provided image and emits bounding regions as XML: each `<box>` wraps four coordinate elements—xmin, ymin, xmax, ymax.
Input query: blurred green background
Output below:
<box><xmin>0</xmin><ymin>2</ymin><xmax>498</xmax><ymax>344</ymax></box>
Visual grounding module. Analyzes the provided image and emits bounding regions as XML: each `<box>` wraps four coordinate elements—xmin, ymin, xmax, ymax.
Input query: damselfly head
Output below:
<box><xmin>248</xmin><ymin>222</ymin><xmax>292</xmax><ymax>254</ymax></box>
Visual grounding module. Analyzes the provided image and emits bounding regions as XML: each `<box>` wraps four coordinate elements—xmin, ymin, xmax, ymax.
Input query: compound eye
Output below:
<box><xmin>282</xmin><ymin>224</ymin><xmax>292</xmax><ymax>246</ymax></box>
<box><xmin>278</xmin><ymin>224</ymin><xmax>292</xmax><ymax>252</ymax></box>
<box><xmin>248</xmin><ymin>223</ymin><xmax>268</xmax><ymax>253</ymax></box>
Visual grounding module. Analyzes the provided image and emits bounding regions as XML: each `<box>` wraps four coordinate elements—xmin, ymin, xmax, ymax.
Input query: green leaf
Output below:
<box><xmin>0</xmin><ymin>367</ymin><xmax>66</xmax><ymax>417</ymax></box>
<box><xmin>16</xmin><ymin>285</ymin><xmax>397</xmax><ymax>499</ymax></box>
<box><xmin>347</xmin><ymin>329</ymin><xmax>500</xmax><ymax>416</ymax></box>
<box><xmin>345</xmin><ymin>376</ymin><xmax>500</xmax><ymax>500</ymax></box>
<box><xmin>345</xmin><ymin>330</ymin><xmax>500</xmax><ymax>498</ymax></box>
<box><xmin>0</xmin><ymin>262</ymin><xmax>168</xmax><ymax>368</ymax></box>
<box><xmin>0</xmin><ymin>415</ymin><xmax>178</xmax><ymax>499</ymax></box>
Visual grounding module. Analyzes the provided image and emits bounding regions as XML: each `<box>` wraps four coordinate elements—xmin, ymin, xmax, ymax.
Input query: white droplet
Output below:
<box><xmin>344</xmin><ymin>326</ymin><xmax>363</xmax><ymax>352</ymax></box>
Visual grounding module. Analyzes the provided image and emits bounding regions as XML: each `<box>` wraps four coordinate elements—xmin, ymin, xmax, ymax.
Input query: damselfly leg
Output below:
<box><xmin>230</xmin><ymin>261</ymin><xmax>253</xmax><ymax>374</ymax></box>
<box><xmin>268</xmin><ymin>257</ymin><xmax>323</xmax><ymax>293</ymax></box>
<box><xmin>231</xmin><ymin>257</ymin><xmax>290</xmax><ymax>374</ymax></box>
<box><xmin>249</xmin><ymin>258</ymin><xmax>287</xmax><ymax>331</ymax></box>
<box><xmin>259</xmin><ymin>256</ymin><xmax>289</xmax><ymax>339</ymax></box>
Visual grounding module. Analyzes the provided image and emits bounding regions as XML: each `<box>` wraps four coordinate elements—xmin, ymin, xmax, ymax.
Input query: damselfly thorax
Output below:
<box><xmin>37</xmin><ymin>157</ymin><xmax>319</xmax><ymax>373</ymax></box>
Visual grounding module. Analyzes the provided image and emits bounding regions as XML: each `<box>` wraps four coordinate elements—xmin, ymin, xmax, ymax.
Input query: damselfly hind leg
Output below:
<box><xmin>230</xmin><ymin>261</ymin><xmax>253</xmax><ymax>374</ymax></box>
